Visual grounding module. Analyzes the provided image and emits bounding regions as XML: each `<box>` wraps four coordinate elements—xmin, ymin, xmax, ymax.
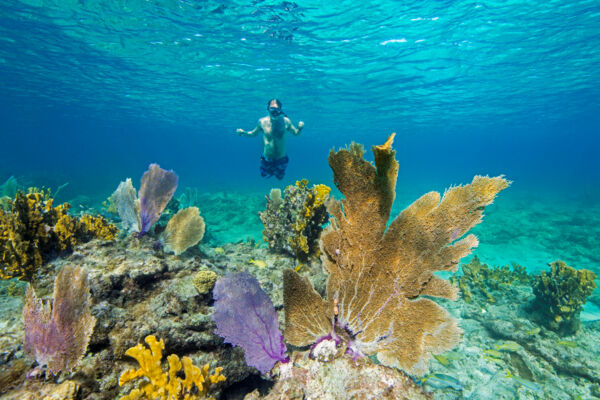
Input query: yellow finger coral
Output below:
<box><xmin>119</xmin><ymin>335</ymin><xmax>225</xmax><ymax>400</ymax></box>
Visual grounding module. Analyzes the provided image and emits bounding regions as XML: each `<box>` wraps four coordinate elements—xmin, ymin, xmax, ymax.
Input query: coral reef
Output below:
<box><xmin>162</xmin><ymin>207</ymin><xmax>205</xmax><ymax>255</ymax></box>
<box><xmin>259</xmin><ymin>179</ymin><xmax>330</xmax><ymax>261</ymax></box>
<box><xmin>0</xmin><ymin>191</ymin><xmax>117</xmax><ymax>280</ymax></box>
<box><xmin>23</xmin><ymin>265</ymin><xmax>96</xmax><ymax>375</ymax></box>
<box><xmin>119</xmin><ymin>335</ymin><xmax>225</xmax><ymax>400</ymax></box>
<box><xmin>138</xmin><ymin>164</ymin><xmax>179</xmax><ymax>235</ymax></box>
<box><xmin>283</xmin><ymin>134</ymin><xmax>509</xmax><ymax>376</ymax></box>
<box><xmin>532</xmin><ymin>260</ymin><xmax>597</xmax><ymax>336</ymax></box>
<box><xmin>212</xmin><ymin>272</ymin><xmax>288</xmax><ymax>374</ymax></box>
<box><xmin>452</xmin><ymin>255</ymin><xmax>531</xmax><ymax>303</ymax></box>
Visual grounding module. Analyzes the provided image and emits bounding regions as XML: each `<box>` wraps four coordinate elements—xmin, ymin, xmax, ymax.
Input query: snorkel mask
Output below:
<box><xmin>268</xmin><ymin>106</ymin><xmax>283</xmax><ymax>117</ymax></box>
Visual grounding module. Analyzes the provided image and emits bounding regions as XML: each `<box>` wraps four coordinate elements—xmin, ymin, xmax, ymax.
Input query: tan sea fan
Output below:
<box><xmin>283</xmin><ymin>134</ymin><xmax>510</xmax><ymax>376</ymax></box>
<box><xmin>162</xmin><ymin>207</ymin><xmax>205</xmax><ymax>255</ymax></box>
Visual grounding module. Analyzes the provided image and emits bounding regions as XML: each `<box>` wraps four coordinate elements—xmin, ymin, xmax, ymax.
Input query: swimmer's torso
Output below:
<box><xmin>260</xmin><ymin>116</ymin><xmax>288</xmax><ymax>160</ymax></box>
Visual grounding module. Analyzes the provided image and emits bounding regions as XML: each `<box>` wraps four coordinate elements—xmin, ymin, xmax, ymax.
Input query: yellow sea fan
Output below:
<box><xmin>162</xmin><ymin>207</ymin><xmax>205</xmax><ymax>255</ymax></box>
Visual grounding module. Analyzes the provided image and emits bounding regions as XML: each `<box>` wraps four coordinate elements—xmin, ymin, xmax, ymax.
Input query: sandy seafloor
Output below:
<box><xmin>0</xmin><ymin>186</ymin><xmax>599</xmax><ymax>400</ymax></box>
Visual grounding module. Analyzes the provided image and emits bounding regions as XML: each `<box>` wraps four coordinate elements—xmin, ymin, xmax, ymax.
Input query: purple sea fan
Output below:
<box><xmin>212</xmin><ymin>272</ymin><xmax>288</xmax><ymax>374</ymax></box>
<box><xmin>138</xmin><ymin>163</ymin><xmax>178</xmax><ymax>235</ymax></box>
<box><xmin>23</xmin><ymin>265</ymin><xmax>96</xmax><ymax>375</ymax></box>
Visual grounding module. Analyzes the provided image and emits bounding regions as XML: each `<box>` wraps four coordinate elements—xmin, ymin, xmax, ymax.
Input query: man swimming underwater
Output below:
<box><xmin>237</xmin><ymin>98</ymin><xmax>304</xmax><ymax>180</ymax></box>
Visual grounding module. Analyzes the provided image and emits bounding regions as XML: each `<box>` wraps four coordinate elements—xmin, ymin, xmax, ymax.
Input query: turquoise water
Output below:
<box><xmin>1</xmin><ymin>0</ymin><xmax>600</xmax><ymax>398</ymax></box>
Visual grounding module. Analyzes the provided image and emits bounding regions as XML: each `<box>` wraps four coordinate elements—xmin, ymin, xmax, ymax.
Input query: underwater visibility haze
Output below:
<box><xmin>0</xmin><ymin>0</ymin><xmax>599</xmax><ymax>399</ymax></box>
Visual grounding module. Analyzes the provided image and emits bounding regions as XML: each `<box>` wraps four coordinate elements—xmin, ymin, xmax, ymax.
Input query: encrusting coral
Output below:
<box><xmin>162</xmin><ymin>206</ymin><xmax>205</xmax><ymax>255</ymax></box>
<box><xmin>532</xmin><ymin>260</ymin><xmax>597</xmax><ymax>336</ymax></box>
<box><xmin>283</xmin><ymin>134</ymin><xmax>509</xmax><ymax>376</ymax></box>
<box><xmin>260</xmin><ymin>179</ymin><xmax>330</xmax><ymax>261</ymax></box>
<box><xmin>23</xmin><ymin>265</ymin><xmax>96</xmax><ymax>375</ymax></box>
<box><xmin>0</xmin><ymin>191</ymin><xmax>117</xmax><ymax>281</ymax></box>
<box><xmin>119</xmin><ymin>335</ymin><xmax>226</xmax><ymax>400</ymax></box>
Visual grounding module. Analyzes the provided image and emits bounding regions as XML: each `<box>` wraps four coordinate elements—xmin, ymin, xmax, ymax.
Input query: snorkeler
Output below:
<box><xmin>236</xmin><ymin>98</ymin><xmax>304</xmax><ymax>180</ymax></box>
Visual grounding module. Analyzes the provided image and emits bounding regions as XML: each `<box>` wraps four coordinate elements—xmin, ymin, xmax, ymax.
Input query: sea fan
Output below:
<box><xmin>212</xmin><ymin>272</ymin><xmax>288</xmax><ymax>374</ymax></box>
<box><xmin>23</xmin><ymin>265</ymin><xmax>96</xmax><ymax>375</ymax></box>
<box><xmin>138</xmin><ymin>163</ymin><xmax>178</xmax><ymax>234</ymax></box>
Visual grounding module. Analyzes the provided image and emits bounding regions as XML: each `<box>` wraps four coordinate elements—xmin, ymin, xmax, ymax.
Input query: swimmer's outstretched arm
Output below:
<box><xmin>285</xmin><ymin>117</ymin><xmax>304</xmax><ymax>136</ymax></box>
<box><xmin>237</xmin><ymin>122</ymin><xmax>261</xmax><ymax>137</ymax></box>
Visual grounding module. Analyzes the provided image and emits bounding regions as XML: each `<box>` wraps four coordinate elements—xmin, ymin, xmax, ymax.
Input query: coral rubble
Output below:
<box><xmin>283</xmin><ymin>134</ymin><xmax>509</xmax><ymax>376</ymax></box>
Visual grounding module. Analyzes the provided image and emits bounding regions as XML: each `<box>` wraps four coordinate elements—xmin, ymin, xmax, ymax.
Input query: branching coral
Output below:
<box><xmin>0</xmin><ymin>192</ymin><xmax>68</xmax><ymax>280</ymax></box>
<box><xmin>1</xmin><ymin>191</ymin><xmax>118</xmax><ymax>280</ymax></box>
<box><xmin>532</xmin><ymin>260</ymin><xmax>597</xmax><ymax>336</ymax></box>
<box><xmin>283</xmin><ymin>134</ymin><xmax>509</xmax><ymax>376</ymax></box>
<box><xmin>260</xmin><ymin>179</ymin><xmax>330</xmax><ymax>261</ymax></box>
<box><xmin>55</xmin><ymin>214</ymin><xmax>118</xmax><ymax>251</ymax></box>
<box><xmin>119</xmin><ymin>335</ymin><xmax>225</xmax><ymax>400</ymax></box>
<box><xmin>23</xmin><ymin>265</ymin><xmax>96</xmax><ymax>375</ymax></box>
<box><xmin>452</xmin><ymin>256</ymin><xmax>531</xmax><ymax>303</ymax></box>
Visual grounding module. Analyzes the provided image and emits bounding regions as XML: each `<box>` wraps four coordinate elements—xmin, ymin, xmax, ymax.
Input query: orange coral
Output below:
<box><xmin>283</xmin><ymin>134</ymin><xmax>509</xmax><ymax>376</ymax></box>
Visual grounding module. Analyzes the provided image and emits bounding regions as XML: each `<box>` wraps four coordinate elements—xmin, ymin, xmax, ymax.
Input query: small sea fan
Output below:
<box><xmin>138</xmin><ymin>163</ymin><xmax>178</xmax><ymax>235</ymax></box>
<box><xmin>162</xmin><ymin>206</ymin><xmax>205</xmax><ymax>255</ymax></box>
<box><xmin>23</xmin><ymin>265</ymin><xmax>96</xmax><ymax>375</ymax></box>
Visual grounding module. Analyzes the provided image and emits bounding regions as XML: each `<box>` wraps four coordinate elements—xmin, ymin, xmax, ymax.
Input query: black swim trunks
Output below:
<box><xmin>260</xmin><ymin>154</ymin><xmax>289</xmax><ymax>180</ymax></box>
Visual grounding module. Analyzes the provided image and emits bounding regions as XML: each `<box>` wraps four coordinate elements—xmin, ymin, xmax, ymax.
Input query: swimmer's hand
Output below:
<box><xmin>236</xmin><ymin>128</ymin><xmax>245</xmax><ymax>135</ymax></box>
<box><xmin>298</xmin><ymin>121</ymin><xmax>304</xmax><ymax>130</ymax></box>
